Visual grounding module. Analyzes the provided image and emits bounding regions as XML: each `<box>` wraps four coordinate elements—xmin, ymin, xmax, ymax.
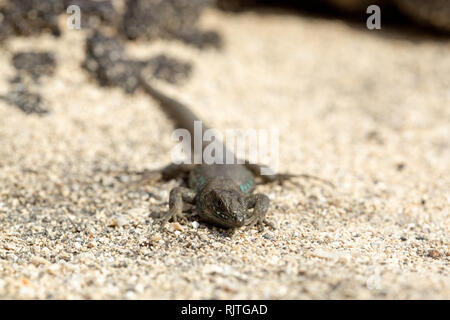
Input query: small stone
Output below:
<box><xmin>262</xmin><ymin>233</ymin><xmax>273</xmax><ymax>240</ymax></box>
<box><xmin>124</xmin><ymin>290</ymin><xmax>136</xmax><ymax>299</ymax></box>
<box><xmin>150</xmin><ymin>235</ymin><xmax>161</xmax><ymax>242</ymax></box>
<box><xmin>220</xmin><ymin>280</ymin><xmax>237</xmax><ymax>293</ymax></box>
<box><xmin>127</xmin><ymin>207</ymin><xmax>147</xmax><ymax>217</ymax></box>
<box><xmin>428</xmin><ymin>250</ymin><xmax>440</xmax><ymax>259</ymax></box>
<box><xmin>4</xmin><ymin>243</ymin><xmax>16</xmax><ymax>251</ymax></box>
<box><xmin>108</xmin><ymin>218</ymin><xmax>118</xmax><ymax>227</ymax></box>
<box><xmin>31</xmin><ymin>256</ymin><xmax>48</xmax><ymax>267</ymax></box>
<box><xmin>21</xmin><ymin>278</ymin><xmax>30</xmax><ymax>286</ymax></box>
<box><xmin>203</xmin><ymin>264</ymin><xmax>223</xmax><ymax>275</ymax></box>
<box><xmin>116</xmin><ymin>216</ymin><xmax>128</xmax><ymax>227</ymax></box>
<box><xmin>191</xmin><ymin>221</ymin><xmax>200</xmax><ymax>229</ymax></box>
<box><xmin>269</xmin><ymin>256</ymin><xmax>280</xmax><ymax>264</ymax></box>
<box><xmin>311</xmin><ymin>249</ymin><xmax>350</xmax><ymax>262</ymax></box>
<box><xmin>46</xmin><ymin>264</ymin><xmax>60</xmax><ymax>275</ymax></box>
<box><xmin>172</xmin><ymin>222</ymin><xmax>183</xmax><ymax>231</ymax></box>
<box><xmin>108</xmin><ymin>215</ymin><xmax>127</xmax><ymax>227</ymax></box>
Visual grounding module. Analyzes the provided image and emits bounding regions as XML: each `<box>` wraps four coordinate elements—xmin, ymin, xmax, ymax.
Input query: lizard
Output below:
<box><xmin>136</xmin><ymin>70</ymin><xmax>332</xmax><ymax>231</ymax></box>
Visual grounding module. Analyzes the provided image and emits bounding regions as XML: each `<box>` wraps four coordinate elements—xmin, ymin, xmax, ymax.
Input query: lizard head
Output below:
<box><xmin>202</xmin><ymin>188</ymin><xmax>247</xmax><ymax>228</ymax></box>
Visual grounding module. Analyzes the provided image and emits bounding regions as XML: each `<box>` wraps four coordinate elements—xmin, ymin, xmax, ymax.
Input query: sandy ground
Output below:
<box><xmin>0</xmin><ymin>8</ymin><xmax>449</xmax><ymax>299</ymax></box>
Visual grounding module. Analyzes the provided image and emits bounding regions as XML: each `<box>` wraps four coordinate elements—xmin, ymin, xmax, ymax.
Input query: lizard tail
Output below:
<box><xmin>139</xmin><ymin>73</ymin><xmax>210</xmax><ymax>137</ymax></box>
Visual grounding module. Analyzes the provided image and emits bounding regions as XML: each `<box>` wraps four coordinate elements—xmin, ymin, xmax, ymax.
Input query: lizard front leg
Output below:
<box><xmin>244</xmin><ymin>193</ymin><xmax>275</xmax><ymax>231</ymax></box>
<box><xmin>160</xmin><ymin>187</ymin><xmax>196</xmax><ymax>227</ymax></box>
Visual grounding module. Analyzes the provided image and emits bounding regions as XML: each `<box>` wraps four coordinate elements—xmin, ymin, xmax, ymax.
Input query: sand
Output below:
<box><xmin>0</xmin><ymin>8</ymin><xmax>448</xmax><ymax>299</ymax></box>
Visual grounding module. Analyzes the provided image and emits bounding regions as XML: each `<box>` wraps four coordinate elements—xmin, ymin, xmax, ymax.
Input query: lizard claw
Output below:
<box><xmin>246</xmin><ymin>216</ymin><xmax>276</xmax><ymax>232</ymax></box>
<box><xmin>159</xmin><ymin>209</ymin><xmax>175</xmax><ymax>228</ymax></box>
<box><xmin>262</xmin><ymin>218</ymin><xmax>276</xmax><ymax>230</ymax></box>
<box><xmin>159</xmin><ymin>209</ymin><xmax>187</xmax><ymax>228</ymax></box>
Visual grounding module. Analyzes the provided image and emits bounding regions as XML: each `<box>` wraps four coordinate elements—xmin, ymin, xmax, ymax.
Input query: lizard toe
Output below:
<box><xmin>263</xmin><ymin>218</ymin><xmax>276</xmax><ymax>230</ymax></box>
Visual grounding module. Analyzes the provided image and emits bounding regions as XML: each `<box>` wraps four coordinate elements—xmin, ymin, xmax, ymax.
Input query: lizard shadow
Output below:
<box><xmin>219</xmin><ymin>0</ymin><xmax>449</xmax><ymax>43</ymax></box>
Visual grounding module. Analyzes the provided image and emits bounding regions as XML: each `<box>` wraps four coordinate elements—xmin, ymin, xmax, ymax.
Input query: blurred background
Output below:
<box><xmin>0</xmin><ymin>0</ymin><xmax>448</xmax><ymax>107</ymax></box>
<box><xmin>0</xmin><ymin>0</ymin><xmax>448</xmax><ymax>114</ymax></box>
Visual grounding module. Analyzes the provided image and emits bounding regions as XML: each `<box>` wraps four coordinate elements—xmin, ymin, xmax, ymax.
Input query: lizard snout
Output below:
<box><xmin>233</xmin><ymin>213</ymin><xmax>244</xmax><ymax>224</ymax></box>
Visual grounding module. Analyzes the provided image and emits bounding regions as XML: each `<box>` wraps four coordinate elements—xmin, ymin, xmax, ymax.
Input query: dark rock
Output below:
<box><xmin>323</xmin><ymin>0</ymin><xmax>386</xmax><ymax>13</ymax></box>
<box><xmin>394</xmin><ymin>0</ymin><xmax>450</xmax><ymax>32</ymax></box>
<box><xmin>0</xmin><ymin>81</ymin><xmax>49</xmax><ymax>115</ymax></box>
<box><xmin>12</xmin><ymin>52</ymin><xmax>56</xmax><ymax>81</ymax></box>
<box><xmin>122</xmin><ymin>0</ymin><xmax>221</xmax><ymax>48</ymax></box>
<box><xmin>83</xmin><ymin>32</ymin><xmax>192</xmax><ymax>93</ymax></box>
<box><xmin>262</xmin><ymin>233</ymin><xmax>273</xmax><ymax>240</ymax></box>
<box><xmin>146</xmin><ymin>55</ymin><xmax>192</xmax><ymax>85</ymax></box>
<box><xmin>83</xmin><ymin>31</ymin><xmax>141</xmax><ymax>93</ymax></box>
<box><xmin>65</xmin><ymin>0</ymin><xmax>119</xmax><ymax>29</ymax></box>
<box><xmin>0</xmin><ymin>0</ymin><xmax>64</xmax><ymax>37</ymax></box>
<box><xmin>0</xmin><ymin>0</ymin><xmax>119</xmax><ymax>40</ymax></box>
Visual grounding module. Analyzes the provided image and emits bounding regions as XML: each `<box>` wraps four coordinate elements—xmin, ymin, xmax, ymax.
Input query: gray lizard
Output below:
<box><xmin>138</xmin><ymin>72</ymin><xmax>331</xmax><ymax>230</ymax></box>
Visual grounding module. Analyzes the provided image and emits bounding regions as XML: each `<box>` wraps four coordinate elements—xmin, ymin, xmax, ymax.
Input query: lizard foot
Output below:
<box><xmin>159</xmin><ymin>186</ymin><xmax>196</xmax><ymax>229</ymax></box>
<box><xmin>246</xmin><ymin>216</ymin><xmax>276</xmax><ymax>232</ymax></box>
<box><xmin>159</xmin><ymin>209</ymin><xmax>188</xmax><ymax>228</ymax></box>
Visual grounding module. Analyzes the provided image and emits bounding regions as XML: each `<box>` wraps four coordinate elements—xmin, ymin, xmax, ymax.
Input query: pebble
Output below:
<box><xmin>262</xmin><ymin>233</ymin><xmax>273</xmax><ymax>240</ymax></box>
<box><xmin>191</xmin><ymin>221</ymin><xmax>200</xmax><ymax>229</ymax></box>
<box><xmin>124</xmin><ymin>290</ymin><xmax>136</xmax><ymax>299</ymax></box>
<box><xmin>116</xmin><ymin>216</ymin><xmax>128</xmax><ymax>227</ymax></box>
<box><xmin>150</xmin><ymin>235</ymin><xmax>162</xmax><ymax>242</ymax></box>
<box><xmin>428</xmin><ymin>250</ymin><xmax>440</xmax><ymax>259</ymax></box>
<box><xmin>108</xmin><ymin>215</ymin><xmax>128</xmax><ymax>227</ymax></box>
<box><xmin>31</xmin><ymin>256</ymin><xmax>48</xmax><ymax>267</ymax></box>
<box><xmin>172</xmin><ymin>222</ymin><xmax>183</xmax><ymax>231</ymax></box>
<box><xmin>127</xmin><ymin>207</ymin><xmax>147</xmax><ymax>217</ymax></box>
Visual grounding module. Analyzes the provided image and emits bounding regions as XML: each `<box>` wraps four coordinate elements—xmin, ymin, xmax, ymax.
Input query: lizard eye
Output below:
<box><xmin>214</xmin><ymin>199</ymin><xmax>225</xmax><ymax>211</ymax></box>
<box><xmin>215</xmin><ymin>211</ymin><xmax>228</xmax><ymax>220</ymax></box>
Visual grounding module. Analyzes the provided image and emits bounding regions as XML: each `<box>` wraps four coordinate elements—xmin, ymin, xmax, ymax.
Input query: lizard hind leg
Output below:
<box><xmin>160</xmin><ymin>187</ymin><xmax>196</xmax><ymax>227</ymax></box>
<box><xmin>244</xmin><ymin>193</ymin><xmax>276</xmax><ymax>231</ymax></box>
<box><xmin>113</xmin><ymin>163</ymin><xmax>194</xmax><ymax>191</ymax></box>
<box><xmin>245</xmin><ymin>163</ymin><xmax>334</xmax><ymax>188</ymax></box>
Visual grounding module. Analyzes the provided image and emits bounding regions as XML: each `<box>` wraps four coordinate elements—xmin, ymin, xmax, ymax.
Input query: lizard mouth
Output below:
<box><xmin>232</xmin><ymin>214</ymin><xmax>245</xmax><ymax>227</ymax></box>
<box><xmin>201</xmin><ymin>208</ymin><xmax>238</xmax><ymax>229</ymax></box>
